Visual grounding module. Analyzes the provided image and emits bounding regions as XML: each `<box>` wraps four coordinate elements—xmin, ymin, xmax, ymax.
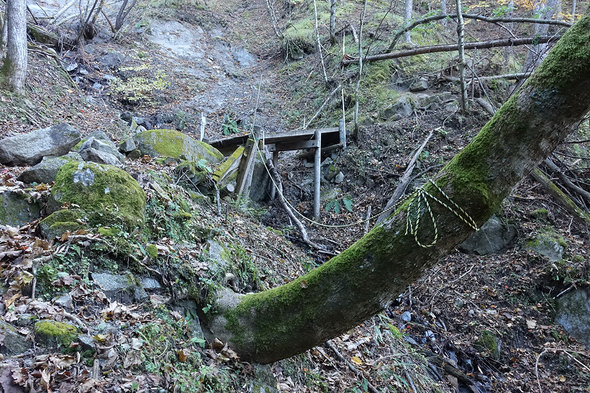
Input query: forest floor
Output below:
<box><xmin>0</xmin><ymin>0</ymin><xmax>589</xmax><ymax>392</ymax></box>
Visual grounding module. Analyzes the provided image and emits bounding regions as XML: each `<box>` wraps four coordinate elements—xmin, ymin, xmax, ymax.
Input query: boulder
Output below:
<box><xmin>459</xmin><ymin>215</ymin><xmax>516</xmax><ymax>255</ymax></box>
<box><xmin>134</xmin><ymin>129</ymin><xmax>223</xmax><ymax>164</ymax></box>
<box><xmin>34</xmin><ymin>320</ymin><xmax>78</xmax><ymax>348</ymax></box>
<box><xmin>49</xmin><ymin>161</ymin><xmax>145</xmax><ymax>230</ymax></box>
<box><xmin>119</xmin><ymin>138</ymin><xmax>137</xmax><ymax>154</ymax></box>
<box><xmin>40</xmin><ymin>209</ymin><xmax>85</xmax><ymax>239</ymax></box>
<box><xmin>381</xmin><ymin>94</ymin><xmax>414</xmax><ymax>120</ymax></box>
<box><xmin>555</xmin><ymin>288</ymin><xmax>590</xmax><ymax>347</ymax></box>
<box><xmin>0</xmin><ymin>190</ymin><xmax>42</xmax><ymax>227</ymax></box>
<box><xmin>91</xmin><ymin>272</ymin><xmax>148</xmax><ymax>304</ymax></box>
<box><xmin>0</xmin><ymin>321</ymin><xmax>32</xmax><ymax>355</ymax></box>
<box><xmin>525</xmin><ymin>231</ymin><xmax>566</xmax><ymax>262</ymax></box>
<box><xmin>409</xmin><ymin>78</ymin><xmax>428</xmax><ymax>92</ymax></box>
<box><xmin>17</xmin><ymin>152</ymin><xmax>82</xmax><ymax>184</ymax></box>
<box><xmin>0</xmin><ymin>124</ymin><xmax>81</xmax><ymax>166</ymax></box>
<box><xmin>79</xmin><ymin>137</ymin><xmax>126</xmax><ymax>167</ymax></box>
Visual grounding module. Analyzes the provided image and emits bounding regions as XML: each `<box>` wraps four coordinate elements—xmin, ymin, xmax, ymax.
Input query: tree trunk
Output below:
<box><xmin>522</xmin><ymin>0</ymin><xmax>560</xmax><ymax>72</ymax></box>
<box><xmin>208</xmin><ymin>13</ymin><xmax>590</xmax><ymax>364</ymax></box>
<box><xmin>456</xmin><ymin>0</ymin><xmax>468</xmax><ymax>113</ymax></box>
<box><xmin>404</xmin><ymin>0</ymin><xmax>413</xmax><ymax>43</ymax></box>
<box><xmin>1</xmin><ymin>12</ymin><xmax>7</xmax><ymax>52</ymax></box>
<box><xmin>2</xmin><ymin>0</ymin><xmax>27</xmax><ymax>93</ymax></box>
<box><xmin>329</xmin><ymin>0</ymin><xmax>337</xmax><ymax>44</ymax></box>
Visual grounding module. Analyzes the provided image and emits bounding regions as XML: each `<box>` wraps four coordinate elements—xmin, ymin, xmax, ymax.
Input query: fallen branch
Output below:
<box><xmin>387</xmin><ymin>13</ymin><xmax>571</xmax><ymax>51</ymax></box>
<box><xmin>326</xmin><ymin>341</ymin><xmax>380</xmax><ymax>393</ymax></box>
<box><xmin>444</xmin><ymin>72</ymin><xmax>529</xmax><ymax>82</ymax></box>
<box><xmin>303</xmin><ymin>84</ymin><xmax>341</xmax><ymax>129</ymax></box>
<box><xmin>343</xmin><ymin>35</ymin><xmax>562</xmax><ymax>65</ymax></box>
<box><xmin>543</xmin><ymin>158</ymin><xmax>590</xmax><ymax>204</ymax></box>
<box><xmin>376</xmin><ymin>129</ymin><xmax>434</xmax><ymax>224</ymax></box>
<box><xmin>266</xmin><ymin>155</ymin><xmax>319</xmax><ymax>249</ymax></box>
<box><xmin>531</xmin><ymin>168</ymin><xmax>590</xmax><ymax>226</ymax></box>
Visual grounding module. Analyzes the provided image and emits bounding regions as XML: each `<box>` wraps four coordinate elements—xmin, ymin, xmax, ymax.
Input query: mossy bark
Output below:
<box><xmin>208</xmin><ymin>13</ymin><xmax>590</xmax><ymax>364</ymax></box>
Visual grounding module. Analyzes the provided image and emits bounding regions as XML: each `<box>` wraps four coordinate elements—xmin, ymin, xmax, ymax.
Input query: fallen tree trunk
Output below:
<box><xmin>209</xmin><ymin>13</ymin><xmax>590</xmax><ymax>364</ymax></box>
<box><xmin>387</xmin><ymin>13</ymin><xmax>571</xmax><ymax>52</ymax></box>
<box><xmin>342</xmin><ymin>35</ymin><xmax>562</xmax><ymax>65</ymax></box>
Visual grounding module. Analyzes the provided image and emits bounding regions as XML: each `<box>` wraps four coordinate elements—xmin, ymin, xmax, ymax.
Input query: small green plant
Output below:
<box><xmin>325</xmin><ymin>196</ymin><xmax>354</xmax><ymax>214</ymax></box>
<box><xmin>222</xmin><ymin>113</ymin><xmax>239</xmax><ymax>135</ymax></box>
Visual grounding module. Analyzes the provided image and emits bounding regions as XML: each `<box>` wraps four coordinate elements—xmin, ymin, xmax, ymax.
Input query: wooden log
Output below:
<box><xmin>314</xmin><ymin>130</ymin><xmax>322</xmax><ymax>220</ymax></box>
<box><xmin>235</xmin><ymin>138</ymin><xmax>258</xmax><ymax>198</ymax></box>
<box><xmin>342</xmin><ymin>35</ymin><xmax>562</xmax><ymax>65</ymax></box>
<box><xmin>531</xmin><ymin>168</ymin><xmax>590</xmax><ymax>226</ymax></box>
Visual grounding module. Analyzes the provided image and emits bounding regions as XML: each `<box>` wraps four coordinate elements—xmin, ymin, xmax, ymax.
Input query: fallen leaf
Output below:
<box><xmin>351</xmin><ymin>356</ymin><xmax>363</xmax><ymax>365</ymax></box>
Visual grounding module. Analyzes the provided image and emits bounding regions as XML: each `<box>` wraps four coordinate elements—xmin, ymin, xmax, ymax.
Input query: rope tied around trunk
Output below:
<box><xmin>405</xmin><ymin>180</ymin><xmax>478</xmax><ymax>248</ymax></box>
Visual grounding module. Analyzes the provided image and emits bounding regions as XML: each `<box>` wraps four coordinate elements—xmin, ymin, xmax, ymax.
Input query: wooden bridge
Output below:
<box><xmin>208</xmin><ymin>121</ymin><xmax>347</xmax><ymax>219</ymax></box>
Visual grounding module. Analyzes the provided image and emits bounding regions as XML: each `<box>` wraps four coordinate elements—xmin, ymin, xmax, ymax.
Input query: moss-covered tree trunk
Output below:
<box><xmin>209</xmin><ymin>13</ymin><xmax>590</xmax><ymax>364</ymax></box>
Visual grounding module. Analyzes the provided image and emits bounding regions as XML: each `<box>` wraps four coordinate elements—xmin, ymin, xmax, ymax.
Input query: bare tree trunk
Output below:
<box><xmin>441</xmin><ymin>0</ymin><xmax>447</xmax><ymax>25</ymax></box>
<box><xmin>456</xmin><ymin>0</ymin><xmax>467</xmax><ymax>113</ymax></box>
<box><xmin>1</xmin><ymin>0</ymin><xmax>27</xmax><ymax>93</ymax></box>
<box><xmin>312</xmin><ymin>0</ymin><xmax>328</xmax><ymax>84</ymax></box>
<box><xmin>522</xmin><ymin>0</ymin><xmax>560</xmax><ymax>72</ymax></box>
<box><xmin>330</xmin><ymin>0</ymin><xmax>337</xmax><ymax>44</ymax></box>
<box><xmin>571</xmin><ymin>0</ymin><xmax>577</xmax><ymax>21</ymax></box>
<box><xmin>404</xmin><ymin>0</ymin><xmax>413</xmax><ymax>43</ymax></box>
<box><xmin>208</xmin><ymin>14</ymin><xmax>590</xmax><ymax>364</ymax></box>
<box><xmin>353</xmin><ymin>0</ymin><xmax>367</xmax><ymax>134</ymax></box>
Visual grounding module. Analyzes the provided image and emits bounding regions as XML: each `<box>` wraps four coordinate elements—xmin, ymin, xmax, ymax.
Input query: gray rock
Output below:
<box><xmin>54</xmin><ymin>293</ymin><xmax>73</xmax><ymax>310</ymax></box>
<box><xmin>13</xmin><ymin>313</ymin><xmax>36</xmax><ymax>327</ymax></box>
<box><xmin>17</xmin><ymin>152</ymin><xmax>82</xmax><ymax>184</ymax></box>
<box><xmin>77</xmin><ymin>334</ymin><xmax>95</xmax><ymax>351</ymax></box>
<box><xmin>334</xmin><ymin>172</ymin><xmax>345</xmax><ymax>184</ymax></box>
<box><xmin>460</xmin><ymin>215</ymin><xmax>516</xmax><ymax>255</ymax></box>
<box><xmin>171</xmin><ymin>300</ymin><xmax>205</xmax><ymax>338</ymax></box>
<box><xmin>98</xmin><ymin>52</ymin><xmax>126</xmax><ymax>69</ymax></box>
<box><xmin>140</xmin><ymin>277</ymin><xmax>162</xmax><ymax>291</ymax></box>
<box><xmin>409</xmin><ymin>78</ymin><xmax>428</xmax><ymax>92</ymax></box>
<box><xmin>0</xmin><ymin>366</ymin><xmax>25</xmax><ymax>393</ymax></box>
<box><xmin>91</xmin><ymin>272</ymin><xmax>148</xmax><ymax>304</ymax></box>
<box><xmin>401</xmin><ymin>311</ymin><xmax>412</xmax><ymax>322</ymax></box>
<box><xmin>0</xmin><ymin>322</ymin><xmax>32</xmax><ymax>355</ymax></box>
<box><xmin>79</xmin><ymin>137</ymin><xmax>125</xmax><ymax>166</ymax></box>
<box><xmin>381</xmin><ymin>95</ymin><xmax>414</xmax><ymax>120</ymax></box>
<box><xmin>0</xmin><ymin>190</ymin><xmax>42</xmax><ymax>226</ymax></box>
<box><xmin>248</xmin><ymin>159</ymin><xmax>272</xmax><ymax>202</ymax></box>
<box><xmin>87</xmin><ymin>131</ymin><xmax>111</xmax><ymax>142</ymax></box>
<box><xmin>556</xmin><ymin>288</ymin><xmax>590</xmax><ymax>348</ymax></box>
<box><xmin>0</xmin><ymin>123</ymin><xmax>81</xmax><ymax>166</ymax></box>
<box><xmin>525</xmin><ymin>232</ymin><xmax>565</xmax><ymax>262</ymax></box>
<box><xmin>119</xmin><ymin>138</ymin><xmax>137</xmax><ymax>154</ymax></box>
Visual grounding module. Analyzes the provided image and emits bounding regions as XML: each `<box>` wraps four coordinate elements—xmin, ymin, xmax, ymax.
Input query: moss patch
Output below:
<box><xmin>34</xmin><ymin>320</ymin><xmax>78</xmax><ymax>347</ymax></box>
<box><xmin>51</xmin><ymin>162</ymin><xmax>145</xmax><ymax>230</ymax></box>
<box><xmin>134</xmin><ymin>129</ymin><xmax>223</xmax><ymax>164</ymax></box>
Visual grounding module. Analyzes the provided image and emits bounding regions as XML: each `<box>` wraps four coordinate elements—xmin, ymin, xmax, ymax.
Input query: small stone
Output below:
<box><xmin>409</xmin><ymin>78</ymin><xmax>428</xmax><ymax>92</ymax></box>
<box><xmin>77</xmin><ymin>334</ymin><xmax>95</xmax><ymax>351</ymax></box>
<box><xmin>54</xmin><ymin>293</ymin><xmax>73</xmax><ymax>310</ymax></box>
<box><xmin>401</xmin><ymin>311</ymin><xmax>412</xmax><ymax>322</ymax></box>
<box><xmin>334</xmin><ymin>172</ymin><xmax>344</xmax><ymax>184</ymax></box>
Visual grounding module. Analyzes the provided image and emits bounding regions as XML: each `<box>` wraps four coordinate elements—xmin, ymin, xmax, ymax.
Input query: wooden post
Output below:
<box><xmin>314</xmin><ymin>130</ymin><xmax>322</xmax><ymax>220</ymax></box>
<box><xmin>339</xmin><ymin>118</ymin><xmax>346</xmax><ymax>149</ymax></box>
<box><xmin>235</xmin><ymin>137</ymin><xmax>258</xmax><ymax>198</ymax></box>
<box><xmin>270</xmin><ymin>151</ymin><xmax>279</xmax><ymax>200</ymax></box>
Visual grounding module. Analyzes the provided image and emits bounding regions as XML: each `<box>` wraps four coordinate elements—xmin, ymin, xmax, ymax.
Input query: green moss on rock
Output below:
<box><xmin>476</xmin><ymin>330</ymin><xmax>501</xmax><ymax>359</ymax></box>
<box><xmin>134</xmin><ymin>129</ymin><xmax>223</xmax><ymax>164</ymax></box>
<box><xmin>51</xmin><ymin>162</ymin><xmax>145</xmax><ymax>230</ymax></box>
<box><xmin>40</xmin><ymin>209</ymin><xmax>85</xmax><ymax>239</ymax></box>
<box><xmin>34</xmin><ymin>320</ymin><xmax>78</xmax><ymax>347</ymax></box>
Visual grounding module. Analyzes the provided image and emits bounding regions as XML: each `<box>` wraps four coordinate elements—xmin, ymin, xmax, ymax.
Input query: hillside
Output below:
<box><xmin>0</xmin><ymin>0</ymin><xmax>589</xmax><ymax>392</ymax></box>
